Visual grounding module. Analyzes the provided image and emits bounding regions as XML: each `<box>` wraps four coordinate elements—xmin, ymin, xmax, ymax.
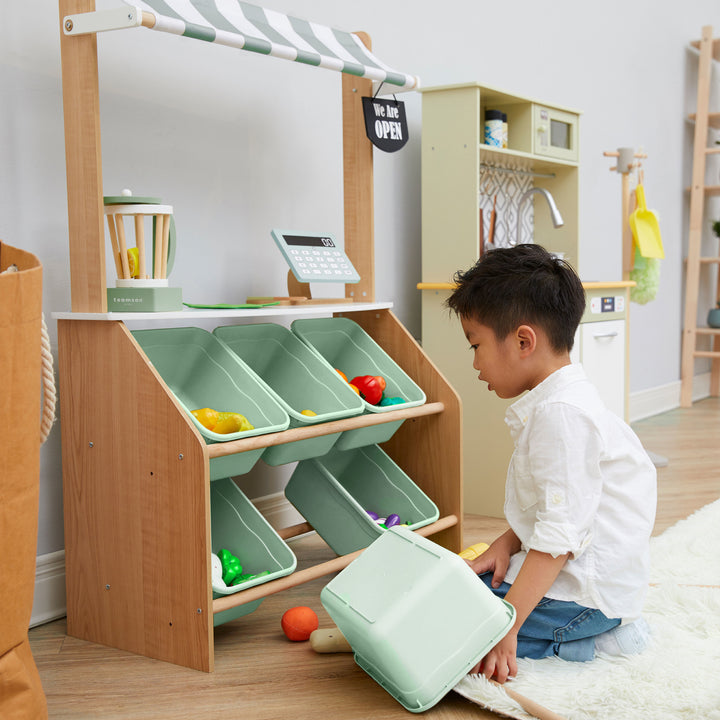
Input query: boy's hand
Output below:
<box><xmin>464</xmin><ymin>528</ymin><xmax>521</xmax><ymax>588</ymax></box>
<box><xmin>469</xmin><ymin>632</ymin><xmax>518</xmax><ymax>683</ymax></box>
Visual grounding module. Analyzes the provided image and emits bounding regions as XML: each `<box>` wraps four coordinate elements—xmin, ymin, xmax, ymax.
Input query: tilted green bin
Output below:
<box><xmin>132</xmin><ymin>327</ymin><xmax>289</xmax><ymax>479</ymax></box>
<box><xmin>284</xmin><ymin>444</ymin><xmax>439</xmax><ymax>556</ymax></box>
<box><xmin>213</xmin><ymin>323</ymin><xmax>364</xmax><ymax>465</ymax></box>
<box><xmin>291</xmin><ymin>317</ymin><xmax>426</xmax><ymax>450</ymax></box>
<box><xmin>321</xmin><ymin>527</ymin><xmax>516</xmax><ymax>713</ymax></box>
<box><xmin>210</xmin><ymin>478</ymin><xmax>297</xmax><ymax>626</ymax></box>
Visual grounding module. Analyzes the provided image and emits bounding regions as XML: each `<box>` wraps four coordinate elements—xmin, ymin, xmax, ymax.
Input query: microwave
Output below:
<box><xmin>533</xmin><ymin>104</ymin><xmax>579</xmax><ymax>162</ymax></box>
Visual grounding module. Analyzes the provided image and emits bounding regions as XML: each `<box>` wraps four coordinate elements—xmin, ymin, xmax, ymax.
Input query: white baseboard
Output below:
<box><xmin>629</xmin><ymin>371</ymin><xmax>711</xmax><ymax>422</ymax></box>
<box><xmin>30</xmin><ymin>550</ymin><xmax>66</xmax><ymax>628</ymax></box>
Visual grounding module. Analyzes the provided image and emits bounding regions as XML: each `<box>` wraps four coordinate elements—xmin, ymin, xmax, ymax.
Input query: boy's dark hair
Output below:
<box><xmin>446</xmin><ymin>244</ymin><xmax>586</xmax><ymax>353</ymax></box>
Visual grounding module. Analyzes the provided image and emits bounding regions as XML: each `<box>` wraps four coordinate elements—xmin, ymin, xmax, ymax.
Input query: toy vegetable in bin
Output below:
<box><xmin>350</xmin><ymin>375</ymin><xmax>384</xmax><ymax>405</ymax></box>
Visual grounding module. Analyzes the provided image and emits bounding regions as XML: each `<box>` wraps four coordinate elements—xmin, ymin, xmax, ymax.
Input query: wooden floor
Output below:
<box><xmin>29</xmin><ymin>398</ymin><xmax>720</xmax><ymax>719</ymax></box>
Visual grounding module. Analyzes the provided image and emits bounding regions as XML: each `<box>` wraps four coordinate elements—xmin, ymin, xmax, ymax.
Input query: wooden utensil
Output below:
<box><xmin>487</xmin><ymin>194</ymin><xmax>497</xmax><ymax>247</ymax></box>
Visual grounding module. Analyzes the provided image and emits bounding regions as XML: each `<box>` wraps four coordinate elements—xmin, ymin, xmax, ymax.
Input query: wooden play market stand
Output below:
<box><xmin>55</xmin><ymin>0</ymin><xmax>462</xmax><ymax>672</ymax></box>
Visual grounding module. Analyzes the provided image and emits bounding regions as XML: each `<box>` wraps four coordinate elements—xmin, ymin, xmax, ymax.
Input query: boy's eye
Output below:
<box><xmin>469</xmin><ymin>344</ymin><xmax>478</xmax><ymax>351</ymax></box>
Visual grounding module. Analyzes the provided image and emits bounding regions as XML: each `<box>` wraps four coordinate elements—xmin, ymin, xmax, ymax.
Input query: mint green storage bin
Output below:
<box><xmin>284</xmin><ymin>445</ymin><xmax>439</xmax><ymax>556</ymax></box>
<box><xmin>321</xmin><ymin>527</ymin><xmax>516</xmax><ymax>713</ymax></box>
<box><xmin>132</xmin><ymin>328</ymin><xmax>289</xmax><ymax>479</ymax></box>
<box><xmin>213</xmin><ymin>323</ymin><xmax>363</xmax><ymax>466</ymax></box>
<box><xmin>291</xmin><ymin>317</ymin><xmax>426</xmax><ymax>450</ymax></box>
<box><xmin>210</xmin><ymin>478</ymin><xmax>297</xmax><ymax>626</ymax></box>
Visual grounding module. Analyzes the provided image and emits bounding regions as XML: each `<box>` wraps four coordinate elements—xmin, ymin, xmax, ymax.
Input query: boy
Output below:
<box><xmin>446</xmin><ymin>244</ymin><xmax>656</xmax><ymax>684</ymax></box>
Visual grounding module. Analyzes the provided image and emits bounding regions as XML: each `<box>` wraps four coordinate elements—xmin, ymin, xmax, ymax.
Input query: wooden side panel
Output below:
<box><xmin>59</xmin><ymin>0</ymin><xmax>107</xmax><ymax>312</ymax></box>
<box><xmin>344</xmin><ymin>309</ymin><xmax>463</xmax><ymax>551</ymax></box>
<box><xmin>342</xmin><ymin>32</ymin><xmax>375</xmax><ymax>303</ymax></box>
<box><xmin>58</xmin><ymin>321</ymin><xmax>213</xmax><ymax>671</ymax></box>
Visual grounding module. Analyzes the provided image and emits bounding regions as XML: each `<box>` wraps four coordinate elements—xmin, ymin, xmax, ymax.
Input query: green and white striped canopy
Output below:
<box><xmin>128</xmin><ymin>0</ymin><xmax>419</xmax><ymax>89</ymax></box>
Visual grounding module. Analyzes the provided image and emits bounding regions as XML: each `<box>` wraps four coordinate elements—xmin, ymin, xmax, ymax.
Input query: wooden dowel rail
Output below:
<box><xmin>206</xmin><ymin>401</ymin><xmax>445</xmax><ymax>458</ymax></box>
<box><xmin>212</xmin><ymin>514</ymin><xmax>459</xmax><ymax>614</ymax></box>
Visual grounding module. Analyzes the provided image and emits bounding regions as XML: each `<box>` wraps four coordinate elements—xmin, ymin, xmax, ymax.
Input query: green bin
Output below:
<box><xmin>211</xmin><ymin>478</ymin><xmax>297</xmax><ymax>625</ymax></box>
<box><xmin>321</xmin><ymin>527</ymin><xmax>516</xmax><ymax>712</ymax></box>
<box><xmin>284</xmin><ymin>445</ymin><xmax>439</xmax><ymax>556</ymax></box>
<box><xmin>213</xmin><ymin>323</ymin><xmax>363</xmax><ymax>465</ymax></box>
<box><xmin>291</xmin><ymin>317</ymin><xmax>426</xmax><ymax>450</ymax></box>
<box><xmin>132</xmin><ymin>327</ymin><xmax>289</xmax><ymax>479</ymax></box>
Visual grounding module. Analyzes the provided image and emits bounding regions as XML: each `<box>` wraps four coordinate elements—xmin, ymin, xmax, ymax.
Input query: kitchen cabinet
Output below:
<box><xmin>577</xmin><ymin>283</ymin><xmax>633</xmax><ymax>421</ymax></box>
<box><xmin>55</xmin><ymin>1</ymin><xmax>461</xmax><ymax>672</ymax></box>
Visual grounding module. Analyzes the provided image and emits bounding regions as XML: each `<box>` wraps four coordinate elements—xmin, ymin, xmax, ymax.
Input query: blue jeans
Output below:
<box><xmin>480</xmin><ymin>573</ymin><xmax>621</xmax><ymax>662</ymax></box>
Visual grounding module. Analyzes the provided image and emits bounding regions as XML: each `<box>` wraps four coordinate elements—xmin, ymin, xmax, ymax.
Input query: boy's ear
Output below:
<box><xmin>516</xmin><ymin>325</ymin><xmax>537</xmax><ymax>357</ymax></box>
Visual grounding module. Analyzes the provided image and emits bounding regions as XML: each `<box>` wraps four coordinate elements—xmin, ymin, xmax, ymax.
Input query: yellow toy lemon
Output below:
<box><xmin>300</xmin><ymin>409</ymin><xmax>317</xmax><ymax>417</ymax></box>
<box><xmin>127</xmin><ymin>247</ymin><xmax>140</xmax><ymax>278</ymax></box>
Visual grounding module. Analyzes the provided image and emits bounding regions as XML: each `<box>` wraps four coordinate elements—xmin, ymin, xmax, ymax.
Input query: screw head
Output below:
<box><xmin>178</xmin><ymin>453</ymin><xmax>184</xmax><ymax>460</ymax></box>
<box><xmin>89</xmin><ymin>441</ymin><xmax>94</xmax><ymax>448</ymax></box>
<box><xmin>65</xmin><ymin>19</ymin><xmax>74</xmax><ymax>31</ymax></box>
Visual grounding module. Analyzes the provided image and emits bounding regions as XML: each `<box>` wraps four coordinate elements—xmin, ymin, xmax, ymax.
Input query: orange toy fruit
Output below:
<box><xmin>281</xmin><ymin>606</ymin><xmax>319</xmax><ymax>642</ymax></box>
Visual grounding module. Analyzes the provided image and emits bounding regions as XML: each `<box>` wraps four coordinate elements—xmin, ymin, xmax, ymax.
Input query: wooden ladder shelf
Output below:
<box><xmin>680</xmin><ymin>25</ymin><xmax>720</xmax><ymax>406</ymax></box>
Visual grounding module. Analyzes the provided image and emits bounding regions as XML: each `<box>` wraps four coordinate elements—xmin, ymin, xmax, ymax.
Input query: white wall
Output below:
<box><xmin>1</xmin><ymin>1</ymin><xmax>718</xmax><ymax>557</ymax></box>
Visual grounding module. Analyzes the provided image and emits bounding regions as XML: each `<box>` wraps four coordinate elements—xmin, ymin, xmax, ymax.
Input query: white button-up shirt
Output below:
<box><xmin>502</xmin><ymin>364</ymin><xmax>657</xmax><ymax>620</ymax></box>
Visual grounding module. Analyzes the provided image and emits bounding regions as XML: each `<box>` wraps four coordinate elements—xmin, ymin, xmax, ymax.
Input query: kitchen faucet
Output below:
<box><xmin>515</xmin><ymin>187</ymin><xmax>564</xmax><ymax>246</ymax></box>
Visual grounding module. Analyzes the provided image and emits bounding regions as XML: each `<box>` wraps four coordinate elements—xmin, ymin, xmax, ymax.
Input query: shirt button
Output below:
<box><xmin>552</xmin><ymin>493</ymin><xmax>563</xmax><ymax>505</ymax></box>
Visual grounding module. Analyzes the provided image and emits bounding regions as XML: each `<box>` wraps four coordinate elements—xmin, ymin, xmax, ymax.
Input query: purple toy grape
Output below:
<box><xmin>366</xmin><ymin>510</ymin><xmax>379</xmax><ymax>521</ymax></box>
<box><xmin>385</xmin><ymin>513</ymin><xmax>401</xmax><ymax>528</ymax></box>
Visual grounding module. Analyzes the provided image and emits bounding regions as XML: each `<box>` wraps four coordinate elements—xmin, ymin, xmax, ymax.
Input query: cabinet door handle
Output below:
<box><xmin>592</xmin><ymin>331</ymin><xmax>619</xmax><ymax>339</ymax></box>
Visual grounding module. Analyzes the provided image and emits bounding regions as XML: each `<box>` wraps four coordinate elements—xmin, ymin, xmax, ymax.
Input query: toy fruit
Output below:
<box><xmin>458</xmin><ymin>542</ymin><xmax>490</xmax><ymax>561</ymax></box>
<box><xmin>350</xmin><ymin>375</ymin><xmax>384</xmax><ymax>405</ymax></box>
<box><xmin>213</xmin><ymin>411</ymin><xmax>254</xmax><ymax>434</ymax></box>
<box><xmin>127</xmin><ymin>246</ymin><xmax>140</xmax><ymax>278</ymax></box>
<box><xmin>300</xmin><ymin>409</ymin><xmax>317</xmax><ymax>417</ymax></box>
<box><xmin>281</xmin><ymin>606</ymin><xmax>319</xmax><ymax>641</ymax></box>
<box><xmin>211</xmin><ymin>553</ymin><xmax>225</xmax><ymax>588</ymax></box>
<box><xmin>191</xmin><ymin>407</ymin><xmax>219</xmax><ymax>431</ymax></box>
<box><xmin>385</xmin><ymin>513</ymin><xmax>401</xmax><ymax>528</ymax></box>
<box><xmin>336</xmin><ymin>369</ymin><xmax>360</xmax><ymax>395</ymax></box>
<box><xmin>218</xmin><ymin>548</ymin><xmax>242</xmax><ymax>585</ymax></box>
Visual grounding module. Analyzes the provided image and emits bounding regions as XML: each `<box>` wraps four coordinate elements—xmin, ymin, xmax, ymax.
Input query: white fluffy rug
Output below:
<box><xmin>454</xmin><ymin>499</ymin><xmax>720</xmax><ymax>720</ymax></box>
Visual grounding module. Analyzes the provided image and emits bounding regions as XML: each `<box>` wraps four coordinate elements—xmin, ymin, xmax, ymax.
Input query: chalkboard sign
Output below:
<box><xmin>362</xmin><ymin>97</ymin><xmax>409</xmax><ymax>153</ymax></box>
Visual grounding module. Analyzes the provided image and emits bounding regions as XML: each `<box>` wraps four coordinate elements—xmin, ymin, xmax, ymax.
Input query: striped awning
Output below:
<box><xmin>126</xmin><ymin>0</ymin><xmax>419</xmax><ymax>89</ymax></box>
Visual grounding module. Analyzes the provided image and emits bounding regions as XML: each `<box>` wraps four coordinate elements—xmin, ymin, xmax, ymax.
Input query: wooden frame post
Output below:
<box><xmin>59</xmin><ymin>0</ymin><xmax>107</xmax><ymax>312</ymax></box>
<box><xmin>342</xmin><ymin>32</ymin><xmax>375</xmax><ymax>303</ymax></box>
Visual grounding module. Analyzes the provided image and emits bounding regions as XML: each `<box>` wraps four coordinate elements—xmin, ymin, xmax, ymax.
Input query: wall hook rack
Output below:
<box><xmin>604</xmin><ymin>147</ymin><xmax>649</xmax><ymax>278</ymax></box>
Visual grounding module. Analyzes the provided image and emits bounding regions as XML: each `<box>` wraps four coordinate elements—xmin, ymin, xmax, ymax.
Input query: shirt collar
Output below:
<box><xmin>505</xmin><ymin>363</ymin><xmax>587</xmax><ymax>437</ymax></box>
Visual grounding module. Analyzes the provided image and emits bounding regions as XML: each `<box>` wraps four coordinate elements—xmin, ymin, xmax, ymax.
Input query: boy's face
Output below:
<box><xmin>460</xmin><ymin>316</ymin><xmax>526</xmax><ymax>400</ymax></box>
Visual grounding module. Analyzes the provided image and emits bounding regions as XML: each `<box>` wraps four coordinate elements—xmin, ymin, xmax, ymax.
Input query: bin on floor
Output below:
<box><xmin>132</xmin><ymin>327</ymin><xmax>289</xmax><ymax>479</ymax></box>
<box><xmin>284</xmin><ymin>444</ymin><xmax>438</xmax><ymax>556</ymax></box>
<box><xmin>213</xmin><ymin>323</ymin><xmax>363</xmax><ymax>465</ymax></box>
<box><xmin>321</xmin><ymin>527</ymin><xmax>516</xmax><ymax>713</ymax></box>
<box><xmin>211</xmin><ymin>477</ymin><xmax>297</xmax><ymax>625</ymax></box>
<box><xmin>291</xmin><ymin>317</ymin><xmax>425</xmax><ymax>450</ymax></box>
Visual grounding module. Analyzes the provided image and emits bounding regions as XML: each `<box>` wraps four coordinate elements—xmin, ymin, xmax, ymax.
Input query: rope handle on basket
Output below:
<box><xmin>0</xmin><ymin>263</ymin><xmax>56</xmax><ymax>443</ymax></box>
<box><xmin>40</xmin><ymin>313</ymin><xmax>56</xmax><ymax>444</ymax></box>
